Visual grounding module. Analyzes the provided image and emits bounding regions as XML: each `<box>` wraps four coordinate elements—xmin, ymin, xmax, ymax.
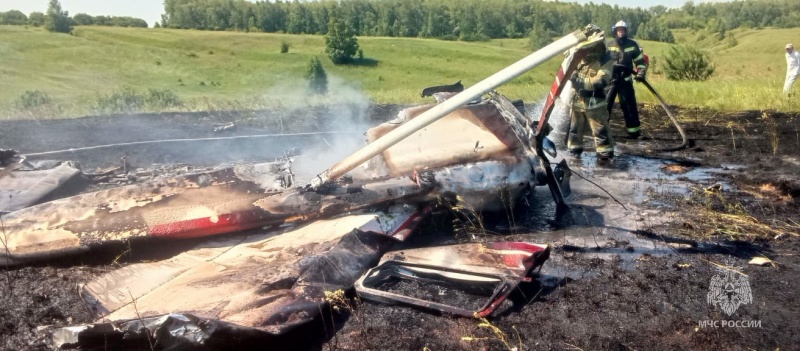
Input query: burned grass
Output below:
<box><xmin>628</xmin><ymin>105</ymin><xmax>800</xmax><ymax>243</ymax></box>
<box><xmin>665</xmin><ymin>185</ymin><xmax>798</xmax><ymax>241</ymax></box>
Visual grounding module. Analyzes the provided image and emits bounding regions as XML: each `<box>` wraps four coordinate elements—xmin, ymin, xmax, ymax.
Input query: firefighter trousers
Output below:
<box><xmin>568</xmin><ymin>107</ymin><xmax>614</xmax><ymax>155</ymax></box>
<box><xmin>606</xmin><ymin>79</ymin><xmax>641</xmax><ymax>134</ymax></box>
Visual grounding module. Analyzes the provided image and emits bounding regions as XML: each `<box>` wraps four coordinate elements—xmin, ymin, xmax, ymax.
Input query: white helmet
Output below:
<box><xmin>613</xmin><ymin>21</ymin><xmax>628</xmax><ymax>30</ymax></box>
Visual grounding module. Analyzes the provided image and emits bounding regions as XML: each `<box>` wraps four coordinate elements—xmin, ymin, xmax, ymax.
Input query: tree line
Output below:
<box><xmin>3</xmin><ymin>0</ymin><xmax>797</xmax><ymax>42</ymax></box>
<box><xmin>0</xmin><ymin>10</ymin><xmax>147</xmax><ymax>28</ymax></box>
<box><xmin>160</xmin><ymin>0</ymin><xmax>799</xmax><ymax>43</ymax></box>
<box><xmin>161</xmin><ymin>0</ymin><xmax>656</xmax><ymax>41</ymax></box>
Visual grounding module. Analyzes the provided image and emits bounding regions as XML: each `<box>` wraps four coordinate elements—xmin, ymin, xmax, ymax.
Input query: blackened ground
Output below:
<box><xmin>2</xmin><ymin>103</ymin><xmax>800</xmax><ymax>350</ymax></box>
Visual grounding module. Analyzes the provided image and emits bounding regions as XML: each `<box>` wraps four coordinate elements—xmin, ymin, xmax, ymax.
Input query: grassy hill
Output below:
<box><xmin>1</xmin><ymin>25</ymin><xmax>798</xmax><ymax>119</ymax></box>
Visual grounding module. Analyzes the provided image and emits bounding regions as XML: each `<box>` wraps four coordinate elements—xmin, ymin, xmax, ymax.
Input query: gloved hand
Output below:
<box><xmin>634</xmin><ymin>68</ymin><xmax>646</xmax><ymax>82</ymax></box>
<box><xmin>569</xmin><ymin>70</ymin><xmax>580</xmax><ymax>86</ymax></box>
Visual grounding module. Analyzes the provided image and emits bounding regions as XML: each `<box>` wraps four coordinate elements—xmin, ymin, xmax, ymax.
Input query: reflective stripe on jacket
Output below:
<box><xmin>607</xmin><ymin>37</ymin><xmax>646</xmax><ymax>73</ymax></box>
<box><xmin>571</xmin><ymin>54</ymin><xmax>613</xmax><ymax>112</ymax></box>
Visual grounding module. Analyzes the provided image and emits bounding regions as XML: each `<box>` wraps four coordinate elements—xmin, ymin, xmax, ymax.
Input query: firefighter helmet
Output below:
<box><xmin>612</xmin><ymin>21</ymin><xmax>628</xmax><ymax>38</ymax></box>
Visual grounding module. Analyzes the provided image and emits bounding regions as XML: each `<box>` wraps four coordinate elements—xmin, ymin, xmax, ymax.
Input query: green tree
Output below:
<box><xmin>528</xmin><ymin>22</ymin><xmax>551</xmax><ymax>51</ymax></box>
<box><xmin>304</xmin><ymin>57</ymin><xmax>328</xmax><ymax>95</ymax></box>
<box><xmin>72</xmin><ymin>13</ymin><xmax>93</xmax><ymax>25</ymax></box>
<box><xmin>28</xmin><ymin>12</ymin><xmax>45</xmax><ymax>26</ymax></box>
<box><xmin>663</xmin><ymin>45</ymin><xmax>715</xmax><ymax>81</ymax></box>
<box><xmin>325</xmin><ymin>15</ymin><xmax>359</xmax><ymax>64</ymax></box>
<box><xmin>1</xmin><ymin>10</ymin><xmax>28</xmax><ymax>25</ymax></box>
<box><xmin>45</xmin><ymin>0</ymin><xmax>72</xmax><ymax>33</ymax></box>
<box><xmin>110</xmin><ymin>16</ymin><xmax>148</xmax><ymax>27</ymax></box>
<box><xmin>286</xmin><ymin>0</ymin><xmax>314</xmax><ymax>34</ymax></box>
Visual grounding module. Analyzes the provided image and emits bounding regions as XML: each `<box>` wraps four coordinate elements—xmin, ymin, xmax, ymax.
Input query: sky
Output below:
<box><xmin>0</xmin><ymin>0</ymin><xmax>734</xmax><ymax>28</ymax></box>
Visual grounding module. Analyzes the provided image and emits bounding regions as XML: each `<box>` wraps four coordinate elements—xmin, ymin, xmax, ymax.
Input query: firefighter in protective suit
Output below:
<box><xmin>606</xmin><ymin>20</ymin><xmax>647</xmax><ymax>139</ymax></box>
<box><xmin>568</xmin><ymin>42</ymin><xmax>615</xmax><ymax>160</ymax></box>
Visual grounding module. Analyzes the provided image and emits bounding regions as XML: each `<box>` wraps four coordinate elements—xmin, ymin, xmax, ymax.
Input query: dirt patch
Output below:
<box><xmin>2</xmin><ymin>103</ymin><xmax>800</xmax><ymax>350</ymax></box>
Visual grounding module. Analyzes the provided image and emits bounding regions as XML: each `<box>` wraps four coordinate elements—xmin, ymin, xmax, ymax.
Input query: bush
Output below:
<box><xmin>14</xmin><ymin>90</ymin><xmax>52</xmax><ymax>110</ymax></box>
<box><xmin>663</xmin><ymin>45</ymin><xmax>715</xmax><ymax>81</ymax></box>
<box><xmin>439</xmin><ymin>34</ymin><xmax>458</xmax><ymax>41</ymax></box>
<box><xmin>94</xmin><ymin>88</ymin><xmax>182</xmax><ymax>114</ymax></box>
<box><xmin>304</xmin><ymin>57</ymin><xmax>328</xmax><ymax>95</ymax></box>
<box><xmin>460</xmin><ymin>33</ymin><xmax>491</xmax><ymax>42</ymax></box>
<box><xmin>649</xmin><ymin>56</ymin><xmax>660</xmax><ymax>75</ymax></box>
<box><xmin>658</xmin><ymin>27</ymin><xmax>675</xmax><ymax>43</ymax></box>
<box><xmin>280</xmin><ymin>41</ymin><xmax>289</xmax><ymax>53</ymax></box>
<box><xmin>94</xmin><ymin>87</ymin><xmax>144</xmax><ymax>114</ymax></box>
<box><xmin>13</xmin><ymin>90</ymin><xmax>62</xmax><ymax>117</ymax></box>
<box><xmin>725</xmin><ymin>35</ymin><xmax>738</xmax><ymax>48</ymax></box>
<box><xmin>146</xmin><ymin>89</ymin><xmax>182</xmax><ymax>109</ymax></box>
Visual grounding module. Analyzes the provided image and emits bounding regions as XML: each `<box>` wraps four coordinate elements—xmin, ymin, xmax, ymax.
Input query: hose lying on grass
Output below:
<box><xmin>640</xmin><ymin>79</ymin><xmax>689</xmax><ymax>152</ymax></box>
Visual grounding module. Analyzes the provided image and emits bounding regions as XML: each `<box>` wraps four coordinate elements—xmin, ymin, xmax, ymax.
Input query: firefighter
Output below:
<box><xmin>606</xmin><ymin>20</ymin><xmax>647</xmax><ymax>139</ymax></box>
<box><xmin>568</xmin><ymin>42</ymin><xmax>615</xmax><ymax>160</ymax></box>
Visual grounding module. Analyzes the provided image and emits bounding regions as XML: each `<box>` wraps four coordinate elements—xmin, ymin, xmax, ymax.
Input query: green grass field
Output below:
<box><xmin>1</xmin><ymin>25</ymin><xmax>798</xmax><ymax>119</ymax></box>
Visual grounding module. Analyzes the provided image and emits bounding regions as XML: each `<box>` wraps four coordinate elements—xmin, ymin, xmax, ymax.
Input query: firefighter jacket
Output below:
<box><xmin>570</xmin><ymin>53</ymin><xmax>613</xmax><ymax>112</ymax></box>
<box><xmin>607</xmin><ymin>37</ymin><xmax>647</xmax><ymax>78</ymax></box>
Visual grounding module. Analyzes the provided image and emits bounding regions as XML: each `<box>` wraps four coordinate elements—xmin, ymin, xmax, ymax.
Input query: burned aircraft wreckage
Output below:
<box><xmin>1</xmin><ymin>25</ymin><xmax>607</xmax><ymax>349</ymax></box>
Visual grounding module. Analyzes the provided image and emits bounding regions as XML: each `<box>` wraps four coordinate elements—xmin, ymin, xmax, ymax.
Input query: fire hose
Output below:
<box><xmin>638</xmin><ymin>78</ymin><xmax>689</xmax><ymax>152</ymax></box>
<box><xmin>19</xmin><ymin>131</ymin><xmax>362</xmax><ymax>157</ymax></box>
<box><xmin>562</xmin><ymin>76</ymin><xmax>689</xmax><ymax>153</ymax></box>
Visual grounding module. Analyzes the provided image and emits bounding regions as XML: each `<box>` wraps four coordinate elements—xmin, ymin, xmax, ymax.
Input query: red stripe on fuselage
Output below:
<box><xmin>149</xmin><ymin>211</ymin><xmax>267</xmax><ymax>239</ymax></box>
<box><xmin>537</xmin><ymin>66</ymin><xmax>565</xmax><ymax>133</ymax></box>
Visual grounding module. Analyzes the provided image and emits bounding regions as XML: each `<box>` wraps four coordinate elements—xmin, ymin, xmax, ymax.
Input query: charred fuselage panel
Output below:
<box><xmin>1</xmin><ymin>92</ymin><xmax>552</xmax><ymax>265</ymax></box>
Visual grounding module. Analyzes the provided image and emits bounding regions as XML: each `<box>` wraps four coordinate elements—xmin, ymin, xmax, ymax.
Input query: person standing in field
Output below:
<box><xmin>606</xmin><ymin>20</ymin><xmax>647</xmax><ymax>139</ymax></box>
<box><xmin>568</xmin><ymin>42</ymin><xmax>615</xmax><ymax>161</ymax></box>
<box><xmin>785</xmin><ymin>44</ymin><xmax>800</xmax><ymax>95</ymax></box>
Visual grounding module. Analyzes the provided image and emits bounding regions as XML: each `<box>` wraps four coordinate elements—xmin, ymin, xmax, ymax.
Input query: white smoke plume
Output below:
<box><xmin>259</xmin><ymin>75</ymin><xmax>384</xmax><ymax>182</ymax></box>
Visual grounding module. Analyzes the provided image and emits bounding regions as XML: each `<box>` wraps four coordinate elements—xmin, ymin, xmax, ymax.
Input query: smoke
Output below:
<box><xmin>14</xmin><ymin>73</ymin><xmax>393</xmax><ymax>183</ymax></box>
<box><xmin>529</xmin><ymin>81</ymin><xmax>573</xmax><ymax>148</ymax></box>
<box><xmin>259</xmin><ymin>75</ymin><xmax>382</xmax><ymax>183</ymax></box>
